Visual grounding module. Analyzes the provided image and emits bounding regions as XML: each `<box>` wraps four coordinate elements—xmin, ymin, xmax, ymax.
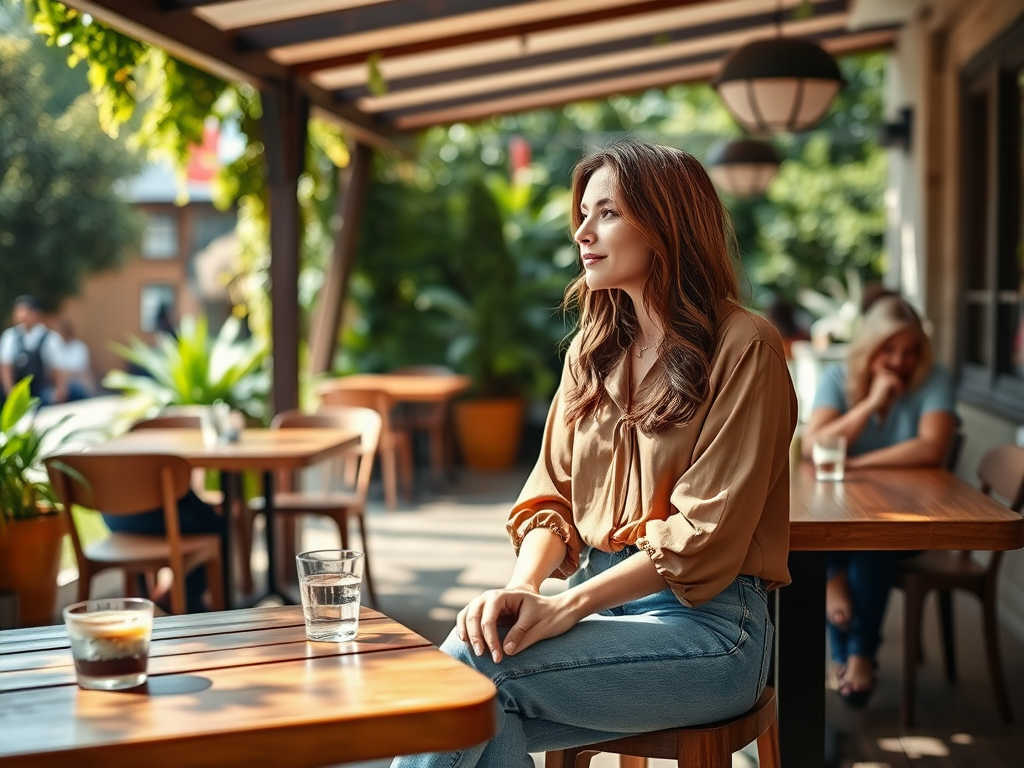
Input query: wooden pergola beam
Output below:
<box><xmin>309</xmin><ymin>142</ymin><xmax>373</xmax><ymax>376</ymax></box>
<box><xmin>262</xmin><ymin>78</ymin><xmax>309</xmax><ymax>414</ymax></box>
<box><xmin>288</xmin><ymin>0</ymin><xmax>707</xmax><ymax>73</ymax></box>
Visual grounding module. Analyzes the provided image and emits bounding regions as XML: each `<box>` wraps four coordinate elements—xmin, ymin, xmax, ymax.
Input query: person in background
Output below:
<box><xmin>801</xmin><ymin>295</ymin><xmax>957</xmax><ymax>708</ymax></box>
<box><xmin>55</xmin><ymin>319</ymin><xmax>95</xmax><ymax>401</ymax></box>
<box><xmin>0</xmin><ymin>295</ymin><xmax>68</xmax><ymax>405</ymax></box>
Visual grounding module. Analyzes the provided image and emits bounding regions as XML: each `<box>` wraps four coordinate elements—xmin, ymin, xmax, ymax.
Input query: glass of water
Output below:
<box><xmin>812</xmin><ymin>434</ymin><xmax>847</xmax><ymax>482</ymax></box>
<box><xmin>295</xmin><ymin>550</ymin><xmax>364</xmax><ymax>642</ymax></box>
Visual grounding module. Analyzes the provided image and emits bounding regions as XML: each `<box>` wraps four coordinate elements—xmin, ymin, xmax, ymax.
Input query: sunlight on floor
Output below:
<box><xmin>877</xmin><ymin>735</ymin><xmax>950</xmax><ymax>758</ymax></box>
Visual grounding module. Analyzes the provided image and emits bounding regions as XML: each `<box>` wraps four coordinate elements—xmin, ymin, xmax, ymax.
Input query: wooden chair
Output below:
<box><xmin>391</xmin><ymin>365</ymin><xmax>457</xmax><ymax>478</ymax></box>
<box><xmin>896</xmin><ymin>443</ymin><xmax>1024</xmax><ymax>727</ymax></box>
<box><xmin>544</xmin><ymin>687</ymin><xmax>780</xmax><ymax>768</ymax></box>
<box><xmin>46</xmin><ymin>453</ymin><xmax>225</xmax><ymax>615</ymax></box>
<box><xmin>316</xmin><ymin>386</ymin><xmax>413</xmax><ymax>510</ymax></box>
<box><xmin>249</xmin><ymin>407</ymin><xmax>381</xmax><ymax>606</ymax></box>
<box><xmin>130</xmin><ymin>414</ymin><xmax>254</xmax><ymax>594</ymax></box>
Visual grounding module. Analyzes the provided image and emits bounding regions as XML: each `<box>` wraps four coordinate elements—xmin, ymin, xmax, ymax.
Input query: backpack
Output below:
<box><xmin>12</xmin><ymin>328</ymin><xmax>50</xmax><ymax>398</ymax></box>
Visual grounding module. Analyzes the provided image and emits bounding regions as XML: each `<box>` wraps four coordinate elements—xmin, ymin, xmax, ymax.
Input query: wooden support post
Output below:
<box><xmin>309</xmin><ymin>141</ymin><xmax>373</xmax><ymax>375</ymax></box>
<box><xmin>262</xmin><ymin>78</ymin><xmax>309</xmax><ymax>415</ymax></box>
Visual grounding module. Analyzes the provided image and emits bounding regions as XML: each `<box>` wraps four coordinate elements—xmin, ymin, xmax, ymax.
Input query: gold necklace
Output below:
<box><xmin>635</xmin><ymin>343</ymin><xmax>655</xmax><ymax>359</ymax></box>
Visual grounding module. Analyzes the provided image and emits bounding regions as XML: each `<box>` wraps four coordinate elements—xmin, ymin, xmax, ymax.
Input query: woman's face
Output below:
<box><xmin>870</xmin><ymin>329</ymin><xmax>921</xmax><ymax>383</ymax></box>
<box><xmin>574</xmin><ymin>165</ymin><xmax>655</xmax><ymax>296</ymax></box>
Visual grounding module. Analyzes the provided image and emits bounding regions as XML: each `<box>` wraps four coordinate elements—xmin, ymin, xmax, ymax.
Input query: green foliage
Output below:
<box><xmin>0</xmin><ymin>378</ymin><xmax>62</xmax><ymax>522</ymax></box>
<box><xmin>103</xmin><ymin>315</ymin><xmax>270</xmax><ymax>422</ymax></box>
<box><xmin>0</xmin><ymin>34</ymin><xmax>142</xmax><ymax>315</ymax></box>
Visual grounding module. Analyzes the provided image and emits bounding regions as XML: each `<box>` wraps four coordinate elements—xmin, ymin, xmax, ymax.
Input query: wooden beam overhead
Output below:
<box><xmin>329</xmin><ymin>1</ymin><xmax>848</xmax><ymax>103</ymax></box>
<box><xmin>278</xmin><ymin>0</ymin><xmax>708</xmax><ymax>71</ymax></box>
<box><xmin>384</xmin><ymin>25</ymin><xmax>897</xmax><ymax>129</ymax></box>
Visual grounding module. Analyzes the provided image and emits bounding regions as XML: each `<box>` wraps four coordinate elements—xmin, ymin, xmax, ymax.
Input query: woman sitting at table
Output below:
<box><xmin>802</xmin><ymin>294</ymin><xmax>958</xmax><ymax>707</ymax></box>
<box><xmin>391</xmin><ymin>139</ymin><xmax>797</xmax><ymax>768</ymax></box>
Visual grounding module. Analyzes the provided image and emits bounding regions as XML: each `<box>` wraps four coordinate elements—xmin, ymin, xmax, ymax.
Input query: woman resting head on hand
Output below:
<box><xmin>804</xmin><ymin>295</ymin><xmax>958</xmax><ymax>709</ymax></box>
<box><xmin>391</xmin><ymin>139</ymin><xmax>797</xmax><ymax>768</ymax></box>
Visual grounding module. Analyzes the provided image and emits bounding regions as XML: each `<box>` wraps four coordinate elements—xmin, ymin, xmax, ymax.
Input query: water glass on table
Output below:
<box><xmin>812</xmin><ymin>434</ymin><xmax>847</xmax><ymax>482</ymax></box>
<box><xmin>63</xmin><ymin>598</ymin><xmax>154</xmax><ymax>690</ymax></box>
<box><xmin>296</xmin><ymin>550</ymin><xmax>364</xmax><ymax>642</ymax></box>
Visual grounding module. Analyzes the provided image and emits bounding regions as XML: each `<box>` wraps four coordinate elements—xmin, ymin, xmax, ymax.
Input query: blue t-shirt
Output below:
<box><xmin>812</xmin><ymin>363</ymin><xmax>957</xmax><ymax>456</ymax></box>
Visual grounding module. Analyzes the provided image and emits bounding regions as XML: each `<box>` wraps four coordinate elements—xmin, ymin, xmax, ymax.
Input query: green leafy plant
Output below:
<box><xmin>0</xmin><ymin>377</ymin><xmax>65</xmax><ymax>524</ymax></box>
<box><xmin>103</xmin><ymin>314</ymin><xmax>270</xmax><ymax>422</ymax></box>
<box><xmin>415</xmin><ymin>174</ymin><xmax>566</xmax><ymax>400</ymax></box>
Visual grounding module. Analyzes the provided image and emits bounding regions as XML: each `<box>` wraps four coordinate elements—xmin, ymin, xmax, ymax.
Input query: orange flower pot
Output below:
<box><xmin>453</xmin><ymin>398</ymin><xmax>525</xmax><ymax>471</ymax></box>
<box><xmin>0</xmin><ymin>512</ymin><xmax>68</xmax><ymax>627</ymax></box>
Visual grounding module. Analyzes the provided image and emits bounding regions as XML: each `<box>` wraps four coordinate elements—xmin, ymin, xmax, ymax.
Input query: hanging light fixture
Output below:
<box><xmin>708</xmin><ymin>138</ymin><xmax>781</xmax><ymax>198</ymax></box>
<box><xmin>715</xmin><ymin>2</ymin><xmax>843</xmax><ymax>134</ymax></box>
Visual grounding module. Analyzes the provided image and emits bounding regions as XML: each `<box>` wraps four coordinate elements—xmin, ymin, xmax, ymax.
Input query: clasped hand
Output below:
<box><xmin>456</xmin><ymin>586</ymin><xmax>581</xmax><ymax>664</ymax></box>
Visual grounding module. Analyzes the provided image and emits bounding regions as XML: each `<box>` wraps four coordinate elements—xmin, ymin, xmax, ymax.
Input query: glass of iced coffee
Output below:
<box><xmin>63</xmin><ymin>598</ymin><xmax>154</xmax><ymax>690</ymax></box>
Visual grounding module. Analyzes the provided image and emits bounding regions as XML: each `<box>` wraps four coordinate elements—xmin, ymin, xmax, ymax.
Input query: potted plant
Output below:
<box><xmin>102</xmin><ymin>314</ymin><xmax>270</xmax><ymax>424</ymax></box>
<box><xmin>0</xmin><ymin>377</ymin><xmax>70</xmax><ymax>627</ymax></box>
<box><xmin>417</xmin><ymin>174</ymin><xmax>565</xmax><ymax>469</ymax></box>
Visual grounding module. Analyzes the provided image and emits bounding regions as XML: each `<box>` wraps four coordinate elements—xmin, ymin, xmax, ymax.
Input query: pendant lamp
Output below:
<box><xmin>716</xmin><ymin>36</ymin><xmax>843</xmax><ymax>134</ymax></box>
<box><xmin>708</xmin><ymin>138</ymin><xmax>781</xmax><ymax>198</ymax></box>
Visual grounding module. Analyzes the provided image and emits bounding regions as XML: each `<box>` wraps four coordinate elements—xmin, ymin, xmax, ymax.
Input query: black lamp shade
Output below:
<box><xmin>716</xmin><ymin>37</ymin><xmax>843</xmax><ymax>133</ymax></box>
<box><xmin>708</xmin><ymin>139</ymin><xmax>781</xmax><ymax>198</ymax></box>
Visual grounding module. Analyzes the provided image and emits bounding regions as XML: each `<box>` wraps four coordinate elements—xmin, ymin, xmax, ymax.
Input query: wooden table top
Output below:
<box><xmin>790</xmin><ymin>461</ymin><xmax>1024</xmax><ymax>552</ymax></box>
<box><xmin>317</xmin><ymin>373</ymin><xmax>472</xmax><ymax>402</ymax></box>
<box><xmin>82</xmin><ymin>428</ymin><xmax>361</xmax><ymax>472</ymax></box>
<box><xmin>0</xmin><ymin>606</ymin><xmax>497</xmax><ymax>768</ymax></box>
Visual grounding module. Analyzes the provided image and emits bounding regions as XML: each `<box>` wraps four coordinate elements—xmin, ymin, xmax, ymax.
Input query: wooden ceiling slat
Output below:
<box><xmin>391</xmin><ymin>60</ymin><xmax>722</xmax><ymax>129</ymax></box>
<box><xmin>192</xmin><ymin>0</ymin><xmax>392</xmax><ymax>31</ymax></box>
<box><xmin>309</xmin><ymin>0</ymin><xmax>809</xmax><ymax>90</ymax></box>
<box><xmin>329</xmin><ymin>1</ymin><xmax>848</xmax><ymax>103</ymax></box>
<box><xmin>239</xmin><ymin>0</ymin><xmax>546</xmax><ymax>50</ymax></box>
<box><xmin>379</xmin><ymin>26</ymin><xmax>895</xmax><ymax>126</ymax></box>
<box><xmin>274</xmin><ymin>0</ymin><xmax>707</xmax><ymax>70</ymax></box>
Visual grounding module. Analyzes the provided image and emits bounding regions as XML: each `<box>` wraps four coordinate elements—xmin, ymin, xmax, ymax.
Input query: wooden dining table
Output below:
<box><xmin>82</xmin><ymin>428</ymin><xmax>361</xmax><ymax>608</ymax></box>
<box><xmin>779</xmin><ymin>462</ymin><xmax>1024</xmax><ymax>768</ymax></box>
<box><xmin>317</xmin><ymin>373</ymin><xmax>472</xmax><ymax>404</ymax></box>
<box><xmin>0</xmin><ymin>605</ymin><xmax>497</xmax><ymax>767</ymax></box>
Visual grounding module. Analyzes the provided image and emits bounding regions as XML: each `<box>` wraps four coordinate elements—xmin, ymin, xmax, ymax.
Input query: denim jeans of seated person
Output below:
<box><xmin>390</xmin><ymin>545</ymin><xmax>774</xmax><ymax>768</ymax></box>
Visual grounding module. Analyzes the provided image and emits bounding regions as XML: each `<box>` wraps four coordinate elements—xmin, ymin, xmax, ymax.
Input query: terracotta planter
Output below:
<box><xmin>453</xmin><ymin>398</ymin><xmax>525</xmax><ymax>471</ymax></box>
<box><xmin>0</xmin><ymin>512</ymin><xmax>68</xmax><ymax>627</ymax></box>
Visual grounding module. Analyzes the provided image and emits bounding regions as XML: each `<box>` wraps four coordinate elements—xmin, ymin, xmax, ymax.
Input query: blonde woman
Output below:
<box><xmin>802</xmin><ymin>295</ymin><xmax>957</xmax><ymax>707</ymax></box>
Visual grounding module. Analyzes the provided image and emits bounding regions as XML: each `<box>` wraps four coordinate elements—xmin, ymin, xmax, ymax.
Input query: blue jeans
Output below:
<box><xmin>102</xmin><ymin>490</ymin><xmax>223</xmax><ymax>613</ymax></box>
<box><xmin>391</xmin><ymin>545</ymin><xmax>774</xmax><ymax>768</ymax></box>
<box><xmin>826</xmin><ymin>550</ymin><xmax>918</xmax><ymax>665</ymax></box>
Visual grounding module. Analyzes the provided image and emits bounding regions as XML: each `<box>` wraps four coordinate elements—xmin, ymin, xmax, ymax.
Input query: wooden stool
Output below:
<box><xmin>544</xmin><ymin>687</ymin><xmax>779</xmax><ymax>768</ymax></box>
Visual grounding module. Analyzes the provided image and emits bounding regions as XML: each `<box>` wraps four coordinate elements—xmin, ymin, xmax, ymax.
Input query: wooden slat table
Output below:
<box><xmin>83</xmin><ymin>429</ymin><xmax>361</xmax><ymax>607</ymax></box>
<box><xmin>779</xmin><ymin>463</ymin><xmax>1024</xmax><ymax>768</ymax></box>
<box><xmin>317</xmin><ymin>374</ymin><xmax>472</xmax><ymax>404</ymax></box>
<box><xmin>0</xmin><ymin>606</ymin><xmax>497</xmax><ymax>767</ymax></box>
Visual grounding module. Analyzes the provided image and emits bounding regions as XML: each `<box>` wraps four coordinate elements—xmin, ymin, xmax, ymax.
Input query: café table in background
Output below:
<box><xmin>0</xmin><ymin>605</ymin><xmax>497</xmax><ymax>767</ymax></box>
<box><xmin>317</xmin><ymin>372</ymin><xmax>472</xmax><ymax>494</ymax></box>
<box><xmin>83</xmin><ymin>428</ymin><xmax>360</xmax><ymax>608</ymax></box>
<box><xmin>779</xmin><ymin>462</ymin><xmax>1024</xmax><ymax>768</ymax></box>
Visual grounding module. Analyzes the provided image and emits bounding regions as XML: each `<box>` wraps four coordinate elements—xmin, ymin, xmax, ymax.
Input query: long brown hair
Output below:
<box><xmin>846</xmin><ymin>295</ymin><xmax>933</xmax><ymax>405</ymax></box>
<box><xmin>563</xmin><ymin>139</ymin><xmax>740</xmax><ymax>434</ymax></box>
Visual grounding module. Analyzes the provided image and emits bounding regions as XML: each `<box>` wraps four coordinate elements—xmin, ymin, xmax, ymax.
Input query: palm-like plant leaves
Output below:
<box><xmin>103</xmin><ymin>315</ymin><xmax>269</xmax><ymax>420</ymax></box>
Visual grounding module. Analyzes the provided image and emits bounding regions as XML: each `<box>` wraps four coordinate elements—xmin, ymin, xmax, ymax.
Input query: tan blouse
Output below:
<box><xmin>507</xmin><ymin>303</ymin><xmax>797</xmax><ymax>607</ymax></box>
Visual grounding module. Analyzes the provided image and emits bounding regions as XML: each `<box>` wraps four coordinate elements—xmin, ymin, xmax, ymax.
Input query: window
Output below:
<box><xmin>141</xmin><ymin>212</ymin><xmax>179</xmax><ymax>259</ymax></box>
<box><xmin>140</xmin><ymin>284</ymin><xmax>176</xmax><ymax>333</ymax></box>
<box><xmin>957</xmin><ymin>17</ymin><xmax>1024</xmax><ymax>417</ymax></box>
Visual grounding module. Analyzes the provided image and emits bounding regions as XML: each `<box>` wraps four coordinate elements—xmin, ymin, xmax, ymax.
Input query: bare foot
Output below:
<box><xmin>826</xmin><ymin>571</ymin><xmax>852</xmax><ymax>630</ymax></box>
<box><xmin>837</xmin><ymin>654</ymin><xmax>876</xmax><ymax>708</ymax></box>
